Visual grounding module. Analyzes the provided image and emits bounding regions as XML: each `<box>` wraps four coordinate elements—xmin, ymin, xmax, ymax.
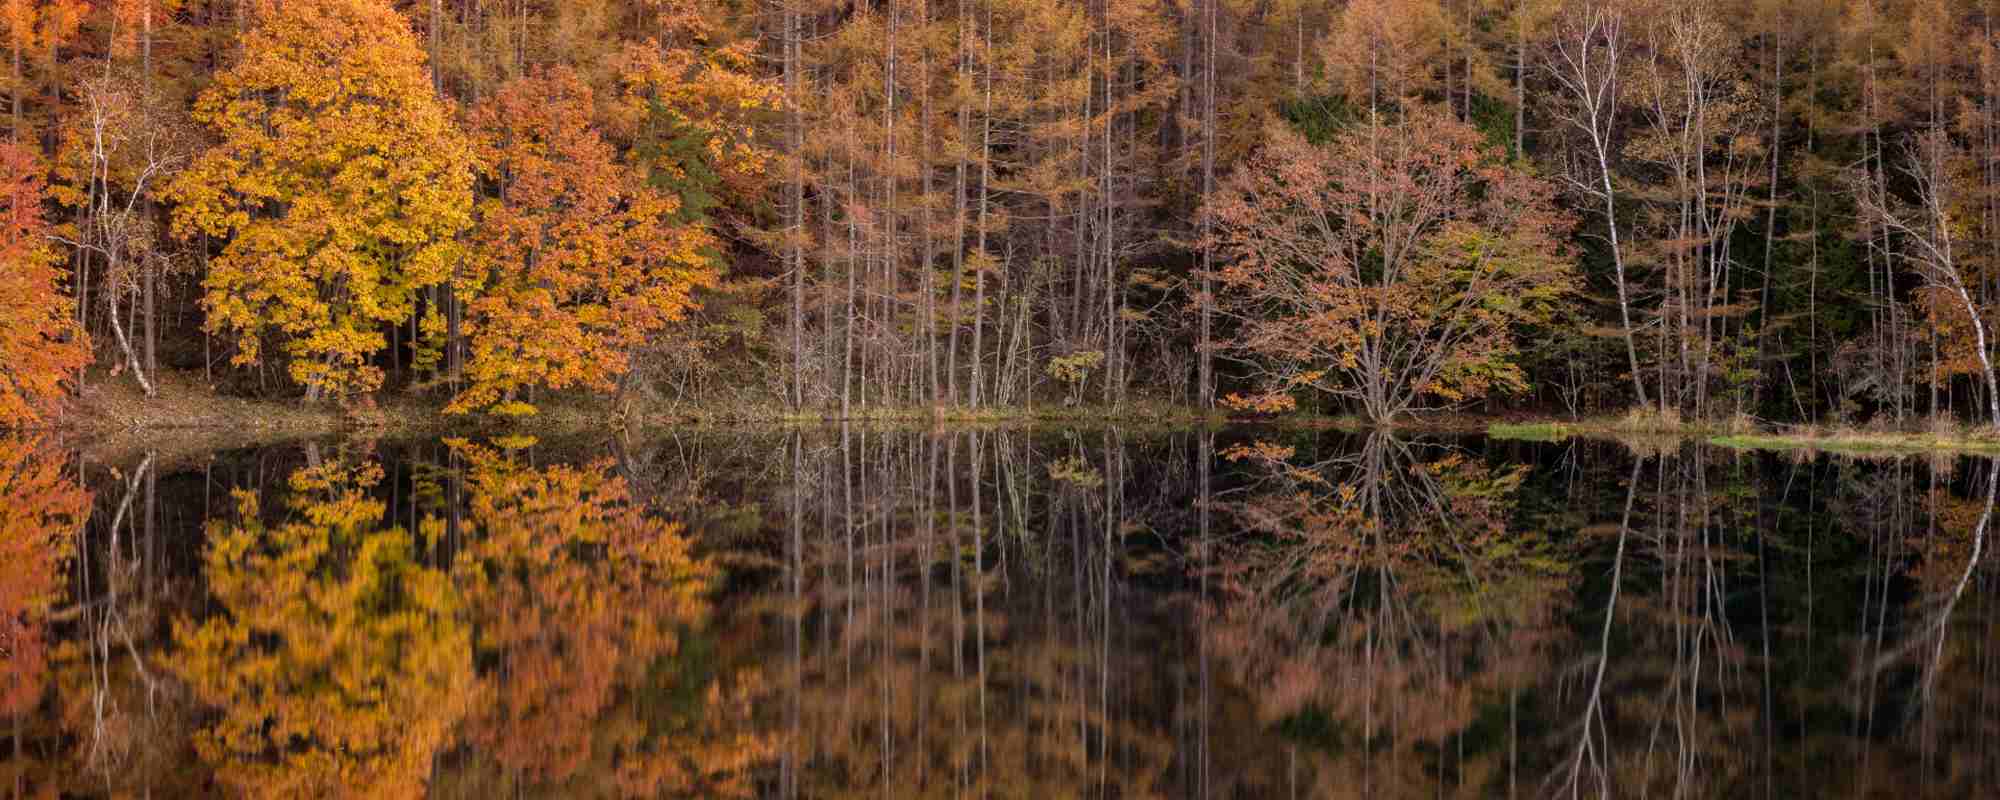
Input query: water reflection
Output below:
<box><xmin>1211</xmin><ymin>434</ymin><xmax>1568</xmax><ymax>797</ymax></box>
<box><xmin>1</xmin><ymin>429</ymin><xmax>1997</xmax><ymax>797</ymax></box>
<box><xmin>167</xmin><ymin>446</ymin><xmax>473</xmax><ymax>797</ymax></box>
<box><xmin>0</xmin><ymin>435</ymin><xmax>89</xmax><ymax>794</ymax></box>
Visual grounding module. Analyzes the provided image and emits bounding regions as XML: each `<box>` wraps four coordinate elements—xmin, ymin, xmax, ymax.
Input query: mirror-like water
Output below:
<box><xmin>2</xmin><ymin>427</ymin><xmax>1996</xmax><ymax>797</ymax></box>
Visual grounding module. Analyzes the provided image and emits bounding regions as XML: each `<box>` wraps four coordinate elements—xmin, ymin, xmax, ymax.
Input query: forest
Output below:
<box><xmin>0</xmin><ymin>0</ymin><xmax>1997</xmax><ymax>431</ymax></box>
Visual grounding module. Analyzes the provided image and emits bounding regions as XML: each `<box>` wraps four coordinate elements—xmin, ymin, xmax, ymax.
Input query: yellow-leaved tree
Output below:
<box><xmin>168</xmin><ymin>0</ymin><xmax>472</xmax><ymax>402</ymax></box>
<box><xmin>448</xmin><ymin>68</ymin><xmax>714</xmax><ymax>416</ymax></box>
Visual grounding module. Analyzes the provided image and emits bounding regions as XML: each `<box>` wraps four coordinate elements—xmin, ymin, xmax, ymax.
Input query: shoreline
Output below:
<box><xmin>1488</xmin><ymin>418</ymin><xmax>2000</xmax><ymax>456</ymax></box>
<box><xmin>35</xmin><ymin>373</ymin><xmax>2000</xmax><ymax>458</ymax></box>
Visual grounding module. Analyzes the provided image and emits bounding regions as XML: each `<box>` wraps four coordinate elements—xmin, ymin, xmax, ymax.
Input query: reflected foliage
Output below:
<box><xmin>445</xmin><ymin>439</ymin><xmax>767</xmax><ymax>797</ymax></box>
<box><xmin>1212</xmin><ymin>434</ymin><xmax>1571</xmax><ymax>795</ymax></box>
<box><xmin>7</xmin><ymin>430</ymin><xmax>2000</xmax><ymax>797</ymax></box>
<box><xmin>0</xmin><ymin>436</ymin><xmax>87</xmax><ymax>715</ymax></box>
<box><xmin>166</xmin><ymin>451</ymin><xmax>474</xmax><ymax>799</ymax></box>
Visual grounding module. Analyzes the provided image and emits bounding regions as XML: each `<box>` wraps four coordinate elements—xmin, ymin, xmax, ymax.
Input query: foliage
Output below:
<box><xmin>1212</xmin><ymin>433</ymin><xmax>1570</xmax><ymax>759</ymax></box>
<box><xmin>0</xmin><ymin>144</ymin><xmax>88</xmax><ymax>426</ymax></box>
<box><xmin>450</xmin><ymin>68</ymin><xmax>715</xmax><ymax>416</ymax></box>
<box><xmin>1045</xmin><ymin>350</ymin><xmax>1105</xmax><ymax>406</ymax></box>
<box><xmin>450</xmin><ymin>440</ymin><xmax>767</xmax><ymax>796</ymax></box>
<box><xmin>167</xmin><ymin>0</ymin><xmax>472</xmax><ymax>401</ymax></box>
<box><xmin>167</xmin><ymin>454</ymin><xmax>473</xmax><ymax>798</ymax></box>
<box><xmin>608</xmin><ymin>8</ymin><xmax>779</xmax><ymax>224</ymax></box>
<box><xmin>0</xmin><ymin>434</ymin><xmax>87</xmax><ymax>715</ymax></box>
<box><xmin>1206</xmin><ymin>107</ymin><xmax>1573</xmax><ymax>423</ymax></box>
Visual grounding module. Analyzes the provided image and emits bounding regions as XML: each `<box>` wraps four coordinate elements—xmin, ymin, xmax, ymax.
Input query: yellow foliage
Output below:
<box><xmin>167</xmin><ymin>454</ymin><xmax>474</xmax><ymax>799</ymax></box>
<box><xmin>168</xmin><ymin>0</ymin><xmax>473</xmax><ymax>399</ymax></box>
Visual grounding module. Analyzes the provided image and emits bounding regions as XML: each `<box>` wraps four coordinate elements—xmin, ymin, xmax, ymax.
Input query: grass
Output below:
<box><xmin>1487</xmin><ymin>407</ymin><xmax>1721</xmax><ymax>441</ymax></box>
<box><xmin>1708</xmin><ymin>425</ymin><xmax>2000</xmax><ymax>455</ymax></box>
<box><xmin>640</xmin><ymin>398</ymin><xmax>1229</xmax><ymax>427</ymax></box>
<box><xmin>1486</xmin><ymin>421</ymin><xmax>1579</xmax><ymax>442</ymax></box>
<box><xmin>1484</xmin><ymin>405</ymin><xmax>2000</xmax><ymax>456</ymax></box>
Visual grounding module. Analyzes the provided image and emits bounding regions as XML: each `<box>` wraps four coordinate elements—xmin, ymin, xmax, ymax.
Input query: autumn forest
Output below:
<box><xmin>0</xmin><ymin>0</ymin><xmax>1998</xmax><ymax>430</ymax></box>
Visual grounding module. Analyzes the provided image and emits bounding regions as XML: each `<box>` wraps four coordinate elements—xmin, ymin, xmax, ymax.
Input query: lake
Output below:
<box><xmin>2</xmin><ymin>426</ymin><xmax>1996</xmax><ymax>797</ymax></box>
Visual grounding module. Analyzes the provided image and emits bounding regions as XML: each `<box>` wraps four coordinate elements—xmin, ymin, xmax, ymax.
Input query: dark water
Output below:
<box><xmin>2</xmin><ymin>427</ymin><xmax>1998</xmax><ymax>798</ymax></box>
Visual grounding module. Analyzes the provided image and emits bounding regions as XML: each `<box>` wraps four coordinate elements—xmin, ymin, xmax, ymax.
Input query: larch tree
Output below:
<box><xmin>1323</xmin><ymin>0</ymin><xmax>1450</xmax><ymax>119</ymax></box>
<box><xmin>167</xmin><ymin>0</ymin><xmax>473</xmax><ymax>402</ymax></box>
<box><xmin>0</xmin><ymin>143</ymin><xmax>88</xmax><ymax>427</ymax></box>
<box><xmin>1625</xmin><ymin>0</ymin><xmax>1766</xmax><ymax>417</ymax></box>
<box><xmin>1205</xmin><ymin>108</ymin><xmax>1573</xmax><ymax>424</ymax></box>
<box><xmin>450</xmin><ymin>68</ymin><xmax>716</xmax><ymax>417</ymax></box>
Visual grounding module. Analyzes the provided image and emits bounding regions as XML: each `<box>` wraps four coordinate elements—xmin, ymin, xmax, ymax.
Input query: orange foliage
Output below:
<box><xmin>0</xmin><ymin>143</ymin><xmax>88</xmax><ymax>427</ymax></box>
<box><xmin>168</xmin><ymin>0</ymin><xmax>473</xmax><ymax>400</ymax></box>
<box><xmin>608</xmin><ymin>1</ymin><xmax>779</xmax><ymax>203</ymax></box>
<box><xmin>451</xmin><ymin>440</ymin><xmax>769</xmax><ymax>795</ymax></box>
<box><xmin>0</xmin><ymin>434</ymin><xmax>88</xmax><ymax>716</ymax></box>
<box><xmin>1206</xmin><ymin>108</ymin><xmax>1572</xmax><ymax>423</ymax></box>
<box><xmin>450</xmin><ymin>69</ymin><xmax>715</xmax><ymax>416</ymax></box>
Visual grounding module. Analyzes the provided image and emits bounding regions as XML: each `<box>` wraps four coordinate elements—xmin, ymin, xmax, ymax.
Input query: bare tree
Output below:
<box><xmin>58</xmin><ymin>72</ymin><xmax>191</xmax><ymax>398</ymax></box>
<box><xmin>1545</xmin><ymin>0</ymin><xmax>1648</xmax><ymax>408</ymax></box>
<box><xmin>1859</xmin><ymin>131</ymin><xmax>2000</xmax><ymax>429</ymax></box>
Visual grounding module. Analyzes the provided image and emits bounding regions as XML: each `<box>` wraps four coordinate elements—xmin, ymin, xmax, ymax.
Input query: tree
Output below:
<box><xmin>1624</xmin><ymin>0</ymin><xmax>1767</xmax><ymax>418</ymax></box>
<box><xmin>1205</xmin><ymin>108</ymin><xmax>1573</xmax><ymax>423</ymax></box>
<box><xmin>167</xmin><ymin>0</ymin><xmax>473</xmax><ymax>402</ymax></box>
<box><xmin>449</xmin><ymin>68</ymin><xmax>714</xmax><ymax>416</ymax></box>
<box><xmin>0</xmin><ymin>143</ymin><xmax>88</xmax><ymax>427</ymax></box>
<box><xmin>1544</xmin><ymin>0</ymin><xmax>1647</xmax><ymax>406</ymax></box>
<box><xmin>1861</xmin><ymin>131</ymin><xmax>2000</xmax><ymax>428</ymax></box>
<box><xmin>52</xmin><ymin>71</ymin><xmax>192</xmax><ymax>399</ymax></box>
<box><xmin>1323</xmin><ymin>0</ymin><xmax>1451</xmax><ymax>120</ymax></box>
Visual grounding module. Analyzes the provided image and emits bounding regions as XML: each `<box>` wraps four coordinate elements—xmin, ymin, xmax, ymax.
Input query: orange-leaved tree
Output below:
<box><xmin>448</xmin><ymin>68</ymin><xmax>715</xmax><ymax>416</ymax></box>
<box><xmin>1204</xmin><ymin>107</ymin><xmax>1573</xmax><ymax>424</ymax></box>
<box><xmin>0</xmin><ymin>143</ymin><xmax>88</xmax><ymax>427</ymax></box>
<box><xmin>168</xmin><ymin>0</ymin><xmax>472</xmax><ymax>402</ymax></box>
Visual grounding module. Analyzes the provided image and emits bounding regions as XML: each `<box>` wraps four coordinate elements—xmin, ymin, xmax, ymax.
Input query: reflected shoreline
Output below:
<box><xmin>3</xmin><ymin>429</ymin><xmax>1997</xmax><ymax>797</ymax></box>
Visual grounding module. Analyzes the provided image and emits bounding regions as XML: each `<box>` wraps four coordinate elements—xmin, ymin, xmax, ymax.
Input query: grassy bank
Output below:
<box><xmin>1486</xmin><ymin>408</ymin><xmax>1727</xmax><ymax>442</ymax></box>
<box><xmin>1708</xmin><ymin>428</ymin><xmax>2000</xmax><ymax>455</ymax></box>
<box><xmin>1487</xmin><ymin>408</ymin><xmax>2000</xmax><ymax>456</ymax></box>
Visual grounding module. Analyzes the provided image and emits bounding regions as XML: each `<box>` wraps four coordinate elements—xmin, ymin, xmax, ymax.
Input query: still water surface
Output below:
<box><xmin>2</xmin><ymin>427</ymin><xmax>1997</xmax><ymax>797</ymax></box>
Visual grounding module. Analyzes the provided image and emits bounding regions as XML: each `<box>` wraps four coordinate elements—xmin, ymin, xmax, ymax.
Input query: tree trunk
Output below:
<box><xmin>1514</xmin><ymin>1</ymin><xmax>1525</xmax><ymax>160</ymax></box>
<box><xmin>107</xmin><ymin>281</ymin><xmax>156</xmax><ymax>397</ymax></box>
<box><xmin>143</xmin><ymin>0</ymin><xmax>157</xmax><ymax>384</ymax></box>
<box><xmin>1752</xmin><ymin>27</ymin><xmax>1783</xmax><ymax>412</ymax></box>
<box><xmin>787</xmin><ymin>0</ymin><xmax>804</xmax><ymax>409</ymax></box>
<box><xmin>1197</xmin><ymin>0</ymin><xmax>1216</xmax><ymax>410</ymax></box>
<box><xmin>919</xmin><ymin>0</ymin><xmax>937</xmax><ymax>407</ymax></box>
<box><xmin>947</xmin><ymin>0</ymin><xmax>970</xmax><ymax>407</ymax></box>
<box><xmin>10</xmin><ymin>14</ymin><xmax>19</xmax><ymax>143</ymax></box>
<box><xmin>969</xmin><ymin>1</ymin><xmax>992</xmax><ymax>408</ymax></box>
